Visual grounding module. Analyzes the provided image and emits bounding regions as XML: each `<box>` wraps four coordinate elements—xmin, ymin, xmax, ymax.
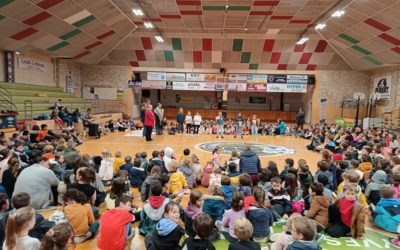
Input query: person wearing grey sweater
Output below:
<box><xmin>13</xmin><ymin>158</ymin><xmax>59</xmax><ymax>210</ymax></box>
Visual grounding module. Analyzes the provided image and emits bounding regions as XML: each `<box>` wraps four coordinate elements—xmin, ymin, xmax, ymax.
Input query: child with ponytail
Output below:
<box><xmin>39</xmin><ymin>223</ymin><xmax>74</xmax><ymax>250</ymax></box>
<box><xmin>4</xmin><ymin>206</ymin><xmax>40</xmax><ymax>250</ymax></box>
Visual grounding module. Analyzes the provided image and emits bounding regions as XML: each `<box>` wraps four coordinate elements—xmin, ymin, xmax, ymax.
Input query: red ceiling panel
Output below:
<box><xmin>134</xmin><ymin>21</ymin><xmax>144</xmax><ymax>25</ymax></box>
<box><xmin>73</xmin><ymin>51</ymin><xmax>90</xmax><ymax>59</ymax></box>
<box><xmin>364</xmin><ymin>18</ymin><xmax>391</xmax><ymax>32</ymax></box>
<box><xmin>391</xmin><ymin>47</ymin><xmax>400</xmax><ymax>54</ymax></box>
<box><xmin>193</xmin><ymin>51</ymin><xmax>202</xmax><ymax>62</ymax></box>
<box><xmin>160</xmin><ymin>15</ymin><xmax>181</xmax><ymax>19</ymax></box>
<box><xmin>176</xmin><ymin>0</ymin><xmax>201</xmax><ymax>5</ymax></box>
<box><xmin>10</xmin><ymin>28</ymin><xmax>39</xmax><ymax>40</ymax></box>
<box><xmin>293</xmin><ymin>43</ymin><xmax>306</xmax><ymax>52</ymax></box>
<box><xmin>269</xmin><ymin>52</ymin><xmax>281</xmax><ymax>64</ymax></box>
<box><xmin>253</xmin><ymin>1</ymin><xmax>279</xmax><ymax>6</ymax></box>
<box><xmin>129</xmin><ymin>61</ymin><xmax>139</xmax><ymax>67</ymax></box>
<box><xmin>263</xmin><ymin>39</ymin><xmax>275</xmax><ymax>52</ymax></box>
<box><xmin>180</xmin><ymin>10</ymin><xmax>202</xmax><ymax>15</ymax></box>
<box><xmin>250</xmin><ymin>11</ymin><xmax>273</xmax><ymax>16</ymax></box>
<box><xmin>299</xmin><ymin>53</ymin><xmax>312</xmax><ymax>64</ymax></box>
<box><xmin>135</xmin><ymin>50</ymin><xmax>146</xmax><ymax>61</ymax></box>
<box><xmin>378</xmin><ymin>33</ymin><xmax>400</xmax><ymax>46</ymax></box>
<box><xmin>97</xmin><ymin>31</ymin><xmax>115</xmax><ymax>40</ymax></box>
<box><xmin>270</xmin><ymin>16</ymin><xmax>292</xmax><ymax>20</ymax></box>
<box><xmin>314</xmin><ymin>40</ymin><xmax>328</xmax><ymax>52</ymax></box>
<box><xmin>202</xmin><ymin>39</ymin><xmax>212</xmax><ymax>51</ymax></box>
<box><xmin>85</xmin><ymin>41</ymin><xmax>102</xmax><ymax>50</ymax></box>
<box><xmin>141</xmin><ymin>37</ymin><xmax>153</xmax><ymax>50</ymax></box>
<box><xmin>289</xmin><ymin>20</ymin><xmax>311</xmax><ymax>24</ymax></box>
<box><xmin>23</xmin><ymin>11</ymin><xmax>52</xmax><ymax>25</ymax></box>
<box><xmin>306</xmin><ymin>64</ymin><xmax>317</xmax><ymax>70</ymax></box>
<box><xmin>36</xmin><ymin>0</ymin><xmax>64</xmax><ymax>10</ymax></box>
<box><xmin>142</xmin><ymin>18</ymin><xmax>162</xmax><ymax>22</ymax></box>
<box><xmin>277</xmin><ymin>64</ymin><xmax>287</xmax><ymax>70</ymax></box>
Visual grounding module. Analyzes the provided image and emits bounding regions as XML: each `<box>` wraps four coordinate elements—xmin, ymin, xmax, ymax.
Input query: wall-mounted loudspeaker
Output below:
<box><xmin>308</xmin><ymin>76</ymin><xmax>316</xmax><ymax>85</ymax></box>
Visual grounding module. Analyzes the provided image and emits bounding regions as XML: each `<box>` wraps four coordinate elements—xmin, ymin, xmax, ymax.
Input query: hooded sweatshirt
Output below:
<box><xmin>150</xmin><ymin>218</ymin><xmax>185</xmax><ymax>250</ymax></box>
<box><xmin>306</xmin><ymin>195</ymin><xmax>330</xmax><ymax>227</ymax></box>
<box><xmin>163</xmin><ymin>147</ymin><xmax>174</xmax><ymax>170</ymax></box>
<box><xmin>139</xmin><ymin>196</ymin><xmax>170</xmax><ymax>235</ymax></box>
<box><xmin>287</xmin><ymin>240</ymin><xmax>321</xmax><ymax>250</ymax></box>
<box><xmin>184</xmin><ymin>203</ymin><xmax>202</xmax><ymax>220</ymax></box>
<box><xmin>365</xmin><ymin>170</ymin><xmax>389</xmax><ymax>205</ymax></box>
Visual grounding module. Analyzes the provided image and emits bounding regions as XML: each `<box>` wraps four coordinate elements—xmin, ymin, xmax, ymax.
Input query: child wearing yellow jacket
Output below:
<box><xmin>167</xmin><ymin>160</ymin><xmax>188</xmax><ymax>194</ymax></box>
<box><xmin>336</xmin><ymin>170</ymin><xmax>367</xmax><ymax>206</ymax></box>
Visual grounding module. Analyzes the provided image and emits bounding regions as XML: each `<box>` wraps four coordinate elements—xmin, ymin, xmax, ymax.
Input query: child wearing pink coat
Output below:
<box><xmin>200</xmin><ymin>162</ymin><xmax>214</xmax><ymax>187</ymax></box>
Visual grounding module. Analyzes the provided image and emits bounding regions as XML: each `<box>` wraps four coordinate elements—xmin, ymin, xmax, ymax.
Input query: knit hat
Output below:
<box><xmin>332</xmin><ymin>154</ymin><xmax>343</xmax><ymax>161</ymax></box>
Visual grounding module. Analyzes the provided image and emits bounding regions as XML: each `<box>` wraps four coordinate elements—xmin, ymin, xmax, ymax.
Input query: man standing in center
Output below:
<box><xmin>216</xmin><ymin>112</ymin><xmax>224</xmax><ymax>139</ymax></box>
<box><xmin>154</xmin><ymin>103</ymin><xmax>164</xmax><ymax>135</ymax></box>
<box><xmin>144</xmin><ymin>105</ymin><xmax>155</xmax><ymax>141</ymax></box>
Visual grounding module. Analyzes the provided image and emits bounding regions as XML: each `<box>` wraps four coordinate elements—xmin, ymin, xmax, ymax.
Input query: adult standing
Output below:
<box><xmin>13</xmin><ymin>157</ymin><xmax>59</xmax><ymax>209</ymax></box>
<box><xmin>176</xmin><ymin>108</ymin><xmax>184</xmax><ymax>134</ymax></box>
<box><xmin>193</xmin><ymin>112</ymin><xmax>202</xmax><ymax>134</ymax></box>
<box><xmin>239</xmin><ymin>146</ymin><xmax>261</xmax><ymax>184</ymax></box>
<box><xmin>140</xmin><ymin>103</ymin><xmax>147</xmax><ymax>137</ymax></box>
<box><xmin>251</xmin><ymin>115</ymin><xmax>258</xmax><ymax>138</ymax></box>
<box><xmin>154</xmin><ymin>103</ymin><xmax>164</xmax><ymax>135</ymax></box>
<box><xmin>144</xmin><ymin>105</ymin><xmax>155</xmax><ymax>141</ymax></box>
<box><xmin>296</xmin><ymin>108</ymin><xmax>305</xmax><ymax>130</ymax></box>
<box><xmin>216</xmin><ymin>112</ymin><xmax>224</xmax><ymax>139</ymax></box>
<box><xmin>185</xmin><ymin>111</ymin><xmax>193</xmax><ymax>135</ymax></box>
<box><xmin>234</xmin><ymin>112</ymin><xmax>244</xmax><ymax>139</ymax></box>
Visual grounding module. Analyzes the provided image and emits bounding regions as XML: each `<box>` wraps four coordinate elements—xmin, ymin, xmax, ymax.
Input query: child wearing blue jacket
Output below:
<box><xmin>373</xmin><ymin>186</ymin><xmax>400</xmax><ymax>233</ymax></box>
<box><xmin>202</xmin><ymin>185</ymin><xmax>225</xmax><ymax>221</ymax></box>
<box><xmin>221</xmin><ymin>176</ymin><xmax>235</xmax><ymax>209</ymax></box>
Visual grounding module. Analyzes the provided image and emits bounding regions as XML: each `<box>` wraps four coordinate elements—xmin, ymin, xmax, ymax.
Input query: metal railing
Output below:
<box><xmin>24</xmin><ymin>100</ymin><xmax>32</xmax><ymax>120</ymax></box>
<box><xmin>0</xmin><ymin>86</ymin><xmax>17</xmax><ymax>113</ymax></box>
<box><xmin>369</xmin><ymin>108</ymin><xmax>400</xmax><ymax>132</ymax></box>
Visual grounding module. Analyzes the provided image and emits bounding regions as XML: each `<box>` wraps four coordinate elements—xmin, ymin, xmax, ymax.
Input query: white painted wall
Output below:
<box><xmin>14</xmin><ymin>52</ymin><xmax>56</xmax><ymax>86</ymax></box>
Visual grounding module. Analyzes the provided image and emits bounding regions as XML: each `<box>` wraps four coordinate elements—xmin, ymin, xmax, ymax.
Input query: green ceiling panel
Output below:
<box><xmin>364</xmin><ymin>56</ymin><xmax>383</xmax><ymax>65</ymax></box>
<box><xmin>59</xmin><ymin>29</ymin><xmax>81</xmax><ymax>40</ymax></box>
<box><xmin>0</xmin><ymin>15</ymin><xmax>4</xmax><ymax>21</ymax></box>
<box><xmin>164</xmin><ymin>51</ymin><xmax>174</xmax><ymax>62</ymax></box>
<box><xmin>233</xmin><ymin>39</ymin><xmax>243</xmax><ymax>51</ymax></box>
<box><xmin>249</xmin><ymin>64</ymin><xmax>258</xmax><ymax>70</ymax></box>
<box><xmin>72</xmin><ymin>15</ymin><xmax>96</xmax><ymax>27</ymax></box>
<box><xmin>228</xmin><ymin>6</ymin><xmax>251</xmax><ymax>11</ymax></box>
<box><xmin>352</xmin><ymin>45</ymin><xmax>371</xmax><ymax>55</ymax></box>
<box><xmin>47</xmin><ymin>41</ymin><xmax>69</xmax><ymax>51</ymax></box>
<box><xmin>172</xmin><ymin>38</ymin><xmax>182</xmax><ymax>50</ymax></box>
<box><xmin>203</xmin><ymin>6</ymin><xmax>226</xmax><ymax>10</ymax></box>
<box><xmin>339</xmin><ymin>33</ymin><xmax>360</xmax><ymax>44</ymax></box>
<box><xmin>241</xmin><ymin>52</ymin><xmax>251</xmax><ymax>63</ymax></box>
<box><xmin>0</xmin><ymin>0</ymin><xmax>14</xmax><ymax>8</ymax></box>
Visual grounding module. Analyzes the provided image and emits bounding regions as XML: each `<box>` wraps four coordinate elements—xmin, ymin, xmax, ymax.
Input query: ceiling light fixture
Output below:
<box><xmin>15</xmin><ymin>51</ymin><xmax>21</xmax><ymax>55</ymax></box>
<box><xmin>225</xmin><ymin>5</ymin><xmax>229</xmax><ymax>9</ymax></box>
<box><xmin>132</xmin><ymin>9</ymin><xmax>143</xmax><ymax>16</ymax></box>
<box><xmin>331</xmin><ymin>10</ymin><xmax>345</xmax><ymax>17</ymax></box>
<box><xmin>244</xmin><ymin>28</ymin><xmax>248</xmax><ymax>31</ymax></box>
<box><xmin>144</xmin><ymin>22</ymin><xmax>153</xmax><ymax>28</ymax></box>
<box><xmin>155</xmin><ymin>36</ymin><xmax>164</xmax><ymax>43</ymax></box>
<box><xmin>315</xmin><ymin>23</ymin><xmax>326</xmax><ymax>30</ymax></box>
<box><xmin>296</xmin><ymin>36</ymin><xmax>309</xmax><ymax>45</ymax></box>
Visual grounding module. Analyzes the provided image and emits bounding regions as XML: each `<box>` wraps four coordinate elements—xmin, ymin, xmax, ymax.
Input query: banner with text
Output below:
<box><xmin>247</xmin><ymin>83</ymin><xmax>267</xmax><ymax>92</ymax></box>
<box><xmin>186</xmin><ymin>73</ymin><xmax>205</xmax><ymax>81</ymax></box>
<box><xmin>247</xmin><ymin>74</ymin><xmax>269</xmax><ymax>83</ymax></box>
<box><xmin>228</xmin><ymin>73</ymin><xmax>247</xmax><ymax>83</ymax></box>
<box><xmin>18</xmin><ymin>57</ymin><xmax>46</xmax><ymax>72</ymax></box>
<box><xmin>267</xmin><ymin>75</ymin><xmax>287</xmax><ymax>83</ymax></box>
<box><xmin>141</xmin><ymin>81</ymin><xmax>166</xmax><ymax>89</ymax></box>
<box><xmin>147</xmin><ymin>72</ymin><xmax>166</xmax><ymax>81</ymax></box>
<box><xmin>266</xmin><ymin>83</ymin><xmax>307</xmax><ymax>93</ymax></box>
<box><xmin>374</xmin><ymin>75</ymin><xmax>391</xmax><ymax>100</ymax></box>
<box><xmin>287</xmin><ymin>75</ymin><xmax>308</xmax><ymax>83</ymax></box>
<box><xmin>166</xmin><ymin>73</ymin><xmax>185</xmax><ymax>81</ymax></box>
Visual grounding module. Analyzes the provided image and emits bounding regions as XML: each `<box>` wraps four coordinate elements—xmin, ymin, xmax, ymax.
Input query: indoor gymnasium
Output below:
<box><xmin>0</xmin><ymin>0</ymin><xmax>400</xmax><ymax>249</ymax></box>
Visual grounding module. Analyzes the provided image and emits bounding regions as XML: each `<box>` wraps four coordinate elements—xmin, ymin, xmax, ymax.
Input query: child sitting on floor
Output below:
<box><xmin>168</xmin><ymin>160</ymin><xmax>188</xmax><ymax>194</ymax></box>
<box><xmin>287</xmin><ymin>217</ymin><xmax>321</xmax><ymax>250</ymax></box>
<box><xmin>210</xmin><ymin>166</ymin><xmax>222</xmax><ymax>187</ymax></box>
<box><xmin>228</xmin><ymin>218</ymin><xmax>261</xmax><ymax>250</ymax></box>
<box><xmin>184</xmin><ymin>190</ymin><xmax>203</xmax><ymax>237</ymax></box>
<box><xmin>337</xmin><ymin>170</ymin><xmax>367</xmax><ymax>206</ymax></box>
<box><xmin>268</xmin><ymin>176</ymin><xmax>291</xmax><ymax>220</ymax></box>
<box><xmin>305</xmin><ymin>182</ymin><xmax>329</xmax><ymax>232</ymax></box>
<box><xmin>365</xmin><ymin>170</ymin><xmax>389</xmax><ymax>205</ymax></box>
<box><xmin>200</xmin><ymin>162</ymin><xmax>214</xmax><ymax>187</ymax></box>
<box><xmin>99</xmin><ymin>149</ymin><xmax>114</xmax><ymax>186</ymax></box>
<box><xmin>221</xmin><ymin>176</ymin><xmax>235</xmax><ymax>209</ymax></box>
<box><xmin>258</xmin><ymin>168</ymin><xmax>272</xmax><ymax>195</ymax></box>
<box><xmin>237</xmin><ymin>173</ymin><xmax>253</xmax><ymax>197</ymax></box>
<box><xmin>227</xmin><ymin>162</ymin><xmax>241</xmax><ymax>186</ymax></box>
<box><xmin>373</xmin><ymin>186</ymin><xmax>400</xmax><ymax>233</ymax></box>
<box><xmin>203</xmin><ymin>185</ymin><xmax>226</xmax><ymax>221</ymax></box>
<box><xmin>270</xmin><ymin>213</ymin><xmax>301</xmax><ymax>250</ymax></box>
<box><xmin>182</xmin><ymin>213</ymin><xmax>215</xmax><ymax>250</ymax></box>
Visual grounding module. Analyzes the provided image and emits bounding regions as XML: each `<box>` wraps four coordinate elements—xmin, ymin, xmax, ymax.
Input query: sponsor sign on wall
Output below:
<box><xmin>147</xmin><ymin>72</ymin><xmax>166</xmax><ymax>81</ymax></box>
<box><xmin>267</xmin><ymin>75</ymin><xmax>287</xmax><ymax>83</ymax></box>
<box><xmin>373</xmin><ymin>75</ymin><xmax>391</xmax><ymax>100</ymax></box>
<box><xmin>287</xmin><ymin>75</ymin><xmax>308</xmax><ymax>83</ymax></box>
<box><xmin>141</xmin><ymin>81</ymin><xmax>166</xmax><ymax>89</ymax></box>
<box><xmin>247</xmin><ymin>74</ymin><xmax>269</xmax><ymax>83</ymax></box>
<box><xmin>266</xmin><ymin>83</ymin><xmax>307</xmax><ymax>93</ymax></box>
<box><xmin>18</xmin><ymin>57</ymin><xmax>46</xmax><ymax>72</ymax></box>
<box><xmin>228</xmin><ymin>74</ymin><xmax>247</xmax><ymax>83</ymax></box>
<box><xmin>236</xmin><ymin>83</ymin><xmax>247</xmax><ymax>92</ymax></box>
<box><xmin>247</xmin><ymin>83</ymin><xmax>267</xmax><ymax>92</ymax></box>
<box><xmin>204</xmin><ymin>74</ymin><xmax>220</xmax><ymax>82</ymax></box>
<box><xmin>172</xmin><ymin>82</ymin><xmax>216</xmax><ymax>91</ymax></box>
<box><xmin>166</xmin><ymin>73</ymin><xmax>186</xmax><ymax>81</ymax></box>
<box><xmin>186</xmin><ymin>73</ymin><xmax>205</xmax><ymax>81</ymax></box>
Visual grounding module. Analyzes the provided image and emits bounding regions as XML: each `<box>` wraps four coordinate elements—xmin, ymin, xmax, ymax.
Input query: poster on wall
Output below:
<box><xmin>267</xmin><ymin>75</ymin><xmax>287</xmax><ymax>83</ymax></box>
<box><xmin>320</xmin><ymin>98</ymin><xmax>327</xmax><ymax>124</ymax></box>
<box><xmin>236</xmin><ymin>83</ymin><xmax>247</xmax><ymax>92</ymax></box>
<box><xmin>147</xmin><ymin>72</ymin><xmax>166</xmax><ymax>81</ymax></box>
<box><xmin>186</xmin><ymin>73</ymin><xmax>205</xmax><ymax>81</ymax></box>
<box><xmin>374</xmin><ymin>75</ymin><xmax>391</xmax><ymax>100</ymax></box>
<box><xmin>247</xmin><ymin>74</ymin><xmax>269</xmax><ymax>83</ymax></box>
<box><xmin>128</xmin><ymin>80</ymin><xmax>141</xmax><ymax>88</ymax></box>
<box><xmin>247</xmin><ymin>84</ymin><xmax>267</xmax><ymax>92</ymax></box>
<box><xmin>287</xmin><ymin>75</ymin><xmax>308</xmax><ymax>83</ymax></box>
<box><xmin>141</xmin><ymin>81</ymin><xmax>166</xmax><ymax>89</ymax></box>
<box><xmin>228</xmin><ymin>74</ymin><xmax>247</xmax><ymax>83</ymax></box>
<box><xmin>204</xmin><ymin>74</ymin><xmax>219</xmax><ymax>82</ymax></box>
<box><xmin>266</xmin><ymin>83</ymin><xmax>307</xmax><ymax>93</ymax></box>
<box><xmin>166</xmin><ymin>73</ymin><xmax>185</xmax><ymax>81</ymax></box>
<box><xmin>18</xmin><ymin>57</ymin><xmax>46</xmax><ymax>72</ymax></box>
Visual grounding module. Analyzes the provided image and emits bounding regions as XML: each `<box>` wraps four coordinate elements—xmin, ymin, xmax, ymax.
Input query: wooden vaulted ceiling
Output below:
<box><xmin>0</xmin><ymin>0</ymin><xmax>399</xmax><ymax>71</ymax></box>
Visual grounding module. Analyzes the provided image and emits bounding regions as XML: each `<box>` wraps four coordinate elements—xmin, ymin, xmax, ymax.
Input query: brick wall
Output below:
<box><xmin>81</xmin><ymin>65</ymin><xmax>130</xmax><ymax>88</ymax></box>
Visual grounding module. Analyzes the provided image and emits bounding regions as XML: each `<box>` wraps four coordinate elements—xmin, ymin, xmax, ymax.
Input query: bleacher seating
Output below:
<box><xmin>0</xmin><ymin>82</ymin><xmax>91</xmax><ymax>120</ymax></box>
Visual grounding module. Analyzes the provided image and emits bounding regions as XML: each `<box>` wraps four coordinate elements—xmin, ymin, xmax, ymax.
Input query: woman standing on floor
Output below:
<box><xmin>193</xmin><ymin>112</ymin><xmax>202</xmax><ymax>135</ymax></box>
<box><xmin>296</xmin><ymin>108</ymin><xmax>305</xmax><ymax>130</ymax></box>
<box><xmin>144</xmin><ymin>105</ymin><xmax>155</xmax><ymax>141</ymax></box>
<box><xmin>154</xmin><ymin>103</ymin><xmax>164</xmax><ymax>135</ymax></box>
<box><xmin>185</xmin><ymin>111</ymin><xmax>193</xmax><ymax>135</ymax></box>
<box><xmin>234</xmin><ymin>112</ymin><xmax>244</xmax><ymax>139</ymax></box>
<box><xmin>251</xmin><ymin>114</ymin><xmax>258</xmax><ymax>139</ymax></box>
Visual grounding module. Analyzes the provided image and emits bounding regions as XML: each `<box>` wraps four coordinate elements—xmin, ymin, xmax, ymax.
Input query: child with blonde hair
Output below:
<box><xmin>203</xmin><ymin>185</ymin><xmax>225</xmax><ymax>221</ymax></box>
<box><xmin>270</xmin><ymin>213</ymin><xmax>301</xmax><ymax>250</ymax></box>
<box><xmin>210</xmin><ymin>166</ymin><xmax>222</xmax><ymax>187</ymax></box>
<box><xmin>113</xmin><ymin>151</ymin><xmax>124</xmax><ymax>174</ymax></box>
<box><xmin>228</xmin><ymin>218</ymin><xmax>261</xmax><ymax>250</ymax></box>
<box><xmin>168</xmin><ymin>160</ymin><xmax>188</xmax><ymax>194</ymax></box>
<box><xmin>99</xmin><ymin>149</ymin><xmax>114</xmax><ymax>186</ymax></box>
<box><xmin>287</xmin><ymin>217</ymin><xmax>321</xmax><ymax>250</ymax></box>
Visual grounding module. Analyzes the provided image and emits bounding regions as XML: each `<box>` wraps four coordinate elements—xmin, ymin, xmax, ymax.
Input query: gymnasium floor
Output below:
<box><xmin>43</xmin><ymin>131</ymin><xmax>397</xmax><ymax>250</ymax></box>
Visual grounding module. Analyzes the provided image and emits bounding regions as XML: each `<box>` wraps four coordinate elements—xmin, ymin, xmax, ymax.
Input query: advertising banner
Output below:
<box><xmin>335</xmin><ymin>117</ymin><xmax>354</xmax><ymax>128</ymax></box>
<box><xmin>266</xmin><ymin>83</ymin><xmax>307</xmax><ymax>93</ymax></box>
<box><xmin>186</xmin><ymin>73</ymin><xmax>205</xmax><ymax>81</ymax></box>
<box><xmin>172</xmin><ymin>82</ymin><xmax>216</xmax><ymax>91</ymax></box>
<box><xmin>236</xmin><ymin>83</ymin><xmax>247</xmax><ymax>92</ymax></box>
<box><xmin>18</xmin><ymin>57</ymin><xmax>46</xmax><ymax>72</ymax></box>
<box><xmin>247</xmin><ymin>74</ymin><xmax>269</xmax><ymax>83</ymax></box>
<box><xmin>204</xmin><ymin>74</ymin><xmax>219</xmax><ymax>82</ymax></box>
<box><xmin>287</xmin><ymin>75</ymin><xmax>308</xmax><ymax>83</ymax></box>
<box><xmin>228</xmin><ymin>73</ymin><xmax>247</xmax><ymax>83</ymax></box>
<box><xmin>166</xmin><ymin>73</ymin><xmax>186</xmax><ymax>81</ymax></box>
<box><xmin>147</xmin><ymin>72</ymin><xmax>166</xmax><ymax>81</ymax></box>
<box><xmin>141</xmin><ymin>81</ymin><xmax>166</xmax><ymax>89</ymax></box>
<box><xmin>247</xmin><ymin>83</ymin><xmax>267</xmax><ymax>92</ymax></box>
<box><xmin>374</xmin><ymin>75</ymin><xmax>391</xmax><ymax>100</ymax></box>
<box><xmin>267</xmin><ymin>75</ymin><xmax>287</xmax><ymax>83</ymax></box>
<box><xmin>128</xmin><ymin>80</ymin><xmax>141</xmax><ymax>88</ymax></box>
